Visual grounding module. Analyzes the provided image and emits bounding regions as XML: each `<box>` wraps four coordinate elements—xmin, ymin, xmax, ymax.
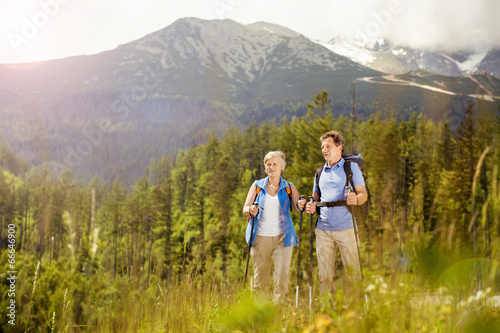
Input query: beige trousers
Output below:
<box><xmin>316</xmin><ymin>228</ymin><xmax>361</xmax><ymax>296</ymax></box>
<box><xmin>251</xmin><ymin>234</ymin><xmax>293</xmax><ymax>304</ymax></box>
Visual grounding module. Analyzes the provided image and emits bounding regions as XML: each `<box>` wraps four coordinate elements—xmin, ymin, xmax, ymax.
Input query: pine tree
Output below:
<box><xmin>103</xmin><ymin>175</ymin><xmax>126</xmax><ymax>278</ymax></box>
<box><xmin>210</xmin><ymin>155</ymin><xmax>237</xmax><ymax>277</ymax></box>
<box><xmin>454</xmin><ymin>103</ymin><xmax>476</xmax><ymax>235</ymax></box>
<box><xmin>307</xmin><ymin>90</ymin><xmax>331</xmax><ymax>118</ymax></box>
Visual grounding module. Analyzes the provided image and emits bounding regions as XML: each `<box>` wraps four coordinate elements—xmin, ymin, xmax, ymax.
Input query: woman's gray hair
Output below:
<box><xmin>263</xmin><ymin>150</ymin><xmax>286</xmax><ymax>171</ymax></box>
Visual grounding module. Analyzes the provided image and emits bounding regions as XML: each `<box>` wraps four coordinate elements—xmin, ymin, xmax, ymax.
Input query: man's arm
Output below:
<box><xmin>349</xmin><ymin>162</ymin><xmax>367</xmax><ymax>205</ymax></box>
<box><xmin>347</xmin><ymin>185</ymin><xmax>368</xmax><ymax>205</ymax></box>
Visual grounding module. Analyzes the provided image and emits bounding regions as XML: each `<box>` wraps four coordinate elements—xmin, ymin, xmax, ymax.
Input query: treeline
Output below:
<box><xmin>0</xmin><ymin>95</ymin><xmax>499</xmax><ymax>330</ymax></box>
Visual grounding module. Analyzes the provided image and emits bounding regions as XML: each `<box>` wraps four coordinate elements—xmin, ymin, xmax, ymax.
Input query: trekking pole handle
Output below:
<box><xmin>299</xmin><ymin>195</ymin><xmax>305</xmax><ymax>212</ymax></box>
<box><xmin>308</xmin><ymin>196</ymin><xmax>314</xmax><ymax>214</ymax></box>
<box><xmin>345</xmin><ymin>186</ymin><xmax>358</xmax><ymax>205</ymax></box>
<box><xmin>250</xmin><ymin>202</ymin><xmax>259</xmax><ymax>216</ymax></box>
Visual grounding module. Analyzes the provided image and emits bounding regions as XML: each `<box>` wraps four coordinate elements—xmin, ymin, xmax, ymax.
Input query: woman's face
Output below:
<box><xmin>265</xmin><ymin>156</ymin><xmax>283</xmax><ymax>177</ymax></box>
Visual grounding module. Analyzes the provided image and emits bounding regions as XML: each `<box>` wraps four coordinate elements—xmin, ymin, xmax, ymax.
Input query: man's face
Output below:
<box><xmin>321</xmin><ymin>137</ymin><xmax>342</xmax><ymax>165</ymax></box>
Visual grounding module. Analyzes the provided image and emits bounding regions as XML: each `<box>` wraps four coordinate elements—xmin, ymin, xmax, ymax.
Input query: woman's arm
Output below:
<box><xmin>290</xmin><ymin>183</ymin><xmax>303</xmax><ymax>214</ymax></box>
<box><xmin>242</xmin><ymin>183</ymin><xmax>258</xmax><ymax>216</ymax></box>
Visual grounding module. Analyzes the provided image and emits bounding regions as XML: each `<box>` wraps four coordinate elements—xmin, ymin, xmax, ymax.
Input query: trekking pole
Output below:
<box><xmin>295</xmin><ymin>195</ymin><xmax>305</xmax><ymax>308</ymax></box>
<box><xmin>244</xmin><ymin>202</ymin><xmax>259</xmax><ymax>288</ymax></box>
<box><xmin>345</xmin><ymin>186</ymin><xmax>363</xmax><ymax>280</ymax></box>
<box><xmin>308</xmin><ymin>196</ymin><xmax>314</xmax><ymax>311</ymax></box>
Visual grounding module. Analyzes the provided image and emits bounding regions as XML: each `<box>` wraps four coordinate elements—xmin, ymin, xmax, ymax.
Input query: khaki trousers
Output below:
<box><xmin>251</xmin><ymin>234</ymin><xmax>293</xmax><ymax>304</ymax></box>
<box><xmin>316</xmin><ymin>228</ymin><xmax>361</xmax><ymax>296</ymax></box>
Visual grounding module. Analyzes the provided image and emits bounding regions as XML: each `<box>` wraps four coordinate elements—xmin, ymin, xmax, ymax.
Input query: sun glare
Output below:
<box><xmin>1</xmin><ymin>1</ymin><xmax>69</xmax><ymax>65</ymax></box>
<box><xmin>1</xmin><ymin>2</ymin><xmax>36</xmax><ymax>33</ymax></box>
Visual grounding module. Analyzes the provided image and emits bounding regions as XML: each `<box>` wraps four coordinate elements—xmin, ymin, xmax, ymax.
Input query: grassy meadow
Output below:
<box><xmin>2</xmin><ymin>105</ymin><xmax>500</xmax><ymax>332</ymax></box>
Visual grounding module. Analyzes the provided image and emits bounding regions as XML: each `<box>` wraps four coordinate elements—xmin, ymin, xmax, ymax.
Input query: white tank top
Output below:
<box><xmin>257</xmin><ymin>194</ymin><xmax>283</xmax><ymax>236</ymax></box>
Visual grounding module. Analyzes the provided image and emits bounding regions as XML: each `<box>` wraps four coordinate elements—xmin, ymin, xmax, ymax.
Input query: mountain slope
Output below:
<box><xmin>0</xmin><ymin>18</ymin><xmax>383</xmax><ymax>183</ymax></box>
<box><xmin>0</xmin><ymin>18</ymin><xmax>498</xmax><ymax>184</ymax></box>
<box><xmin>479</xmin><ymin>49</ymin><xmax>500</xmax><ymax>78</ymax></box>
<box><xmin>0</xmin><ymin>18</ymin><xmax>378</xmax><ymax>102</ymax></box>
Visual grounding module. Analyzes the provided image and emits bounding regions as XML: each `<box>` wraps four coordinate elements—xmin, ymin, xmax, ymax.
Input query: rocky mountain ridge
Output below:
<box><xmin>317</xmin><ymin>36</ymin><xmax>499</xmax><ymax>78</ymax></box>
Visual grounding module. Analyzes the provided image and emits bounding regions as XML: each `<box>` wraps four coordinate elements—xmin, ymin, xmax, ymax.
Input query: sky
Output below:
<box><xmin>0</xmin><ymin>0</ymin><xmax>499</xmax><ymax>64</ymax></box>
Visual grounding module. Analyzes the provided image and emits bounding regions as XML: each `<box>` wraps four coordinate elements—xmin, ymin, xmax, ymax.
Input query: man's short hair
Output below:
<box><xmin>320</xmin><ymin>130</ymin><xmax>344</xmax><ymax>149</ymax></box>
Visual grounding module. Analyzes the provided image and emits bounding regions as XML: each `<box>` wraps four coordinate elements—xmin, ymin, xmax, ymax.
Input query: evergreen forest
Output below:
<box><xmin>1</xmin><ymin>92</ymin><xmax>500</xmax><ymax>332</ymax></box>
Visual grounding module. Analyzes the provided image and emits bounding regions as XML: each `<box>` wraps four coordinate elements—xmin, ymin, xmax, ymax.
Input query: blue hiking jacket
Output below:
<box><xmin>245</xmin><ymin>177</ymin><xmax>299</xmax><ymax>247</ymax></box>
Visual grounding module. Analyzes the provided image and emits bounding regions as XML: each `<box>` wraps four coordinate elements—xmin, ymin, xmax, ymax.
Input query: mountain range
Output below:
<box><xmin>318</xmin><ymin>36</ymin><xmax>500</xmax><ymax>78</ymax></box>
<box><xmin>0</xmin><ymin>17</ymin><xmax>499</xmax><ymax>184</ymax></box>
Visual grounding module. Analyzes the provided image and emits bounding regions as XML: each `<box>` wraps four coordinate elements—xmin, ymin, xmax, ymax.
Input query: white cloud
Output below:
<box><xmin>220</xmin><ymin>0</ymin><xmax>499</xmax><ymax>51</ymax></box>
<box><xmin>382</xmin><ymin>0</ymin><xmax>500</xmax><ymax>51</ymax></box>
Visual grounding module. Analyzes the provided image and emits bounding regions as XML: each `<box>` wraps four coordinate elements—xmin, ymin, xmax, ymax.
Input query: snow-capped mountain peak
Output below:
<box><xmin>312</xmin><ymin>38</ymin><xmax>376</xmax><ymax>67</ymax></box>
<box><xmin>312</xmin><ymin>36</ymin><xmax>498</xmax><ymax>78</ymax></box>
<box><xmin>442</xmin><ymin>51</ymin><xmax>489</xmax><ymax>74</ymax></box>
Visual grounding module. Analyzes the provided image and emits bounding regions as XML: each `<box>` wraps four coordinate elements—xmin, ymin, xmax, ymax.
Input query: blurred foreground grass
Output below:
<box><xmin>89</xmin><ymin>256</ymin><xmax>500</xmax><ymax>332</ymax></box>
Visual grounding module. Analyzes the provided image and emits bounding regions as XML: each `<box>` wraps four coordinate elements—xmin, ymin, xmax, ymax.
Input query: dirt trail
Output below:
<box><xmin>358</xmin><ymin>75</ymin><xmax>457</xmax><ymax>95</ymax></box>
<box><xmin>358</xmin><ymin>75</ymin><xmax>500</xmax><ymax>101</ymax></box>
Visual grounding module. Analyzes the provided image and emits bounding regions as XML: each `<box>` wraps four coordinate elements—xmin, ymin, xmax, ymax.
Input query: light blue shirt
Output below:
<box><xmin>313</xmin><ymin>158</ymin><xmax>365</xmax><ymax>231</ymax></box>
<box><xmin>245</xmin><ymin>177</ymin><xmax>299</xmax><ymax>247</ymax></box>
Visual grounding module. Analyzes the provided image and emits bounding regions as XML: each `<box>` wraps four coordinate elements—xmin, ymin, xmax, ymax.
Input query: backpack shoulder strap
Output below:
<box><xmin>343</xmin><ymin>160</ymin><xmax>357</xmax><ymax>194</ymax></box>
<box><xmin>252</xmin><ymin>183</ymin><xmax>261</xmax><ymax>203</ymax></box>
<box><xmin>286</xmin><ymin>182</ymin><xmax>293</xmax><ymax>211</ymax></box>
<box><xmin>315</xmin><ymin>165</ymin><xmax>323</xmax><ymax>197</ymax></box>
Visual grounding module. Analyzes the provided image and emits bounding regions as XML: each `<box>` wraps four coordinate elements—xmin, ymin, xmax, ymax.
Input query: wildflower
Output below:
<box><xmin>437</xmin><ymin>286</ymin><xmax>448</xmax><ymax>295</ymax></box>
<box><xmin>304</xmin><ymin>314</ymin><xmax>336</xmax><ymax>332</ymax></box>
<box><xmin>441</xmin><ymin>305</ymin><xmax>453</xmax><ymax>315</ymax></box>
<box><xmin>365</xmin><ymin>284</ymin><xmax>375</xmax><ymax>292</ymax></box>
<box><xmin>488</xmin><ymin>296</ymin><xmax>500</xmax><ymax>307</ymax></box>
<box><xmin>380</xmin><ymin>283</ymin><xmax>388</xmax><ymax>294</ymax></box>
<box><xmin>344</xmin><ymin>310</ymin><xmax>356</xmax><ymax>327</ymax></box>
<box><xmin>316</xmin><ymin>314</ymin><xmax>333</xmax><ymax>329</ymax></box>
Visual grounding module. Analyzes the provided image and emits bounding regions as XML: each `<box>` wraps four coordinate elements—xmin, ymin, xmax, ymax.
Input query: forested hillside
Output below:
<box><xmin>1</xmin><ymin>96</ymin><xmax>500</xmax><ymax>331</ymax></box>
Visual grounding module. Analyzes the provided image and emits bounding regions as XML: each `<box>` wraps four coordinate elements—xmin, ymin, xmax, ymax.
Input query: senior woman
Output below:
<box><xmin>242</xmin><ymin>150</ymin><xmax>302</xmax><ymax>304</ymax></box>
